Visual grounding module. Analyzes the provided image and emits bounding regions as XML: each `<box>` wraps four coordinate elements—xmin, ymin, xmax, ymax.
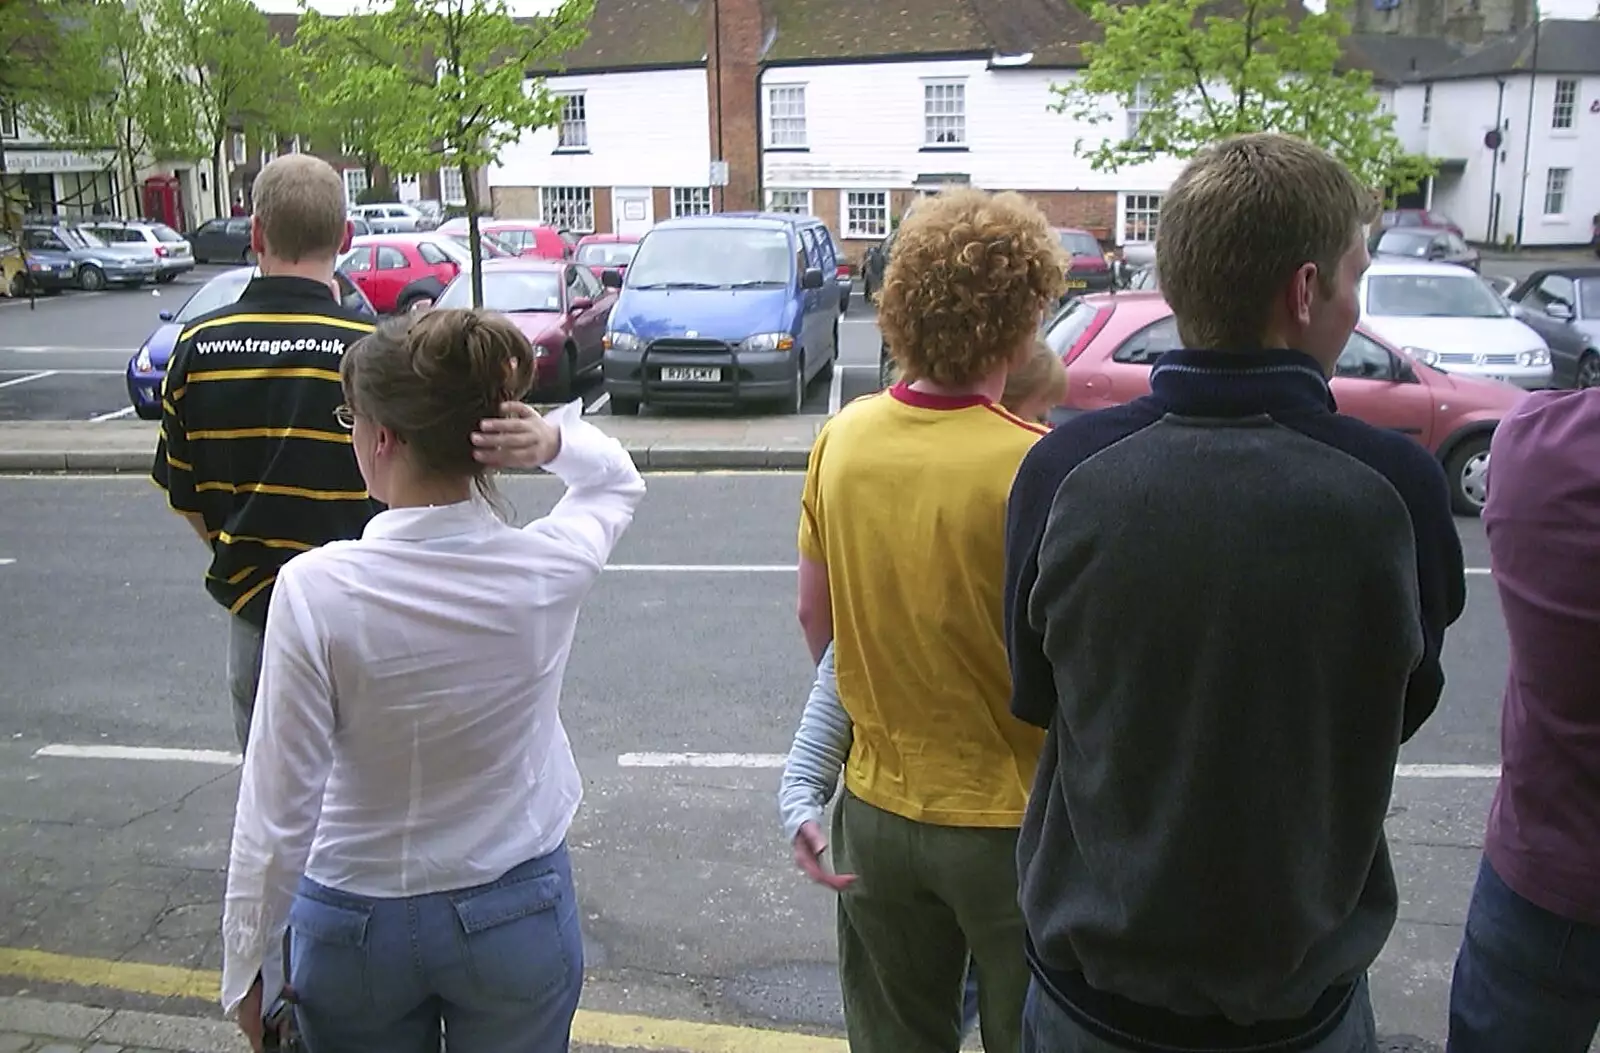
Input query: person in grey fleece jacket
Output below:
<box><xmin>779</xmin><ymin>643</ymin><xmax>982</xmax><ymax>1036</ymax></box>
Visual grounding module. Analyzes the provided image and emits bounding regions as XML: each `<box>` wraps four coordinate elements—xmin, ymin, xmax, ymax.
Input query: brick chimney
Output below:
<box><xmin>707</xmin><ymin>0</ymin><xmax>766</xmax><ymax>212</ymax></box>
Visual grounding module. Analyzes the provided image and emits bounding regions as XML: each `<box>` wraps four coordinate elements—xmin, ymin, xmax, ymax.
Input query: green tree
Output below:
<box><xmin>33</xmin><ymin>0</ymin><xmax>203</xmax><ymax>217</ymax></box>
<box><xmin>156</xmin><ymin>0</ymin><xmax>294</xmax><ymax>217</ymax></box>
<box><xmin>296</xmin><ymin>0</ymin><xmax>594</xmax><ymax>306</ymax></box>
<box><xmin>0</xmin><ymin>0</ymin><xmax>99</xmax><ymax>235</ymax></box>
<box><xmin>1051</xmin><ymin>0</ymin><xmax>1434</xmax><ymax>201</ymax></box>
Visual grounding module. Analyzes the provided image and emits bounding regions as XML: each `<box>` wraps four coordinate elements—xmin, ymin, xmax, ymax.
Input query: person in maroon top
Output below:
<box><xmin>1447</xmin><ymin>388</ymin><xmax>1600</xmax><ymax>1051</ymax></box>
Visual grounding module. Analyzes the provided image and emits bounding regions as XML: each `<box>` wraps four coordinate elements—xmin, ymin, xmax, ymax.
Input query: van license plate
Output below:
<box><xmin>662</xmin><ymin>366</ymin><xmax>721</xmax><ymax>383</ymax></box>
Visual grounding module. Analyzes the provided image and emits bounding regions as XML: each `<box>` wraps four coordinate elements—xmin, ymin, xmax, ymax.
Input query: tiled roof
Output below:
<box><xmin>1423</xmin><ymin>19</ymin><xmax>1600</xmax><ymax>79</ymax></box>
<box><xmin>760</xmin><ymin>0</ymin><xmax>987</xmax><ymax>62</ymax></box>
<box><xmin>526</xmin><ymin>0</ymin><xmax>707</xmax><ymax>74</ymax></box>
<box><xmin>1344</xmin><ymin>33</ymin><xmax>1466</xmax><ymax>83</ymax></box>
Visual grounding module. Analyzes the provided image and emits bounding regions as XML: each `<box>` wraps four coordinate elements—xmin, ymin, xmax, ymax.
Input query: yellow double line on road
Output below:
<box><xmin>0</xmin><ymin>948</ymin><xmax>846</xmax><ymax>1053</ymax></box>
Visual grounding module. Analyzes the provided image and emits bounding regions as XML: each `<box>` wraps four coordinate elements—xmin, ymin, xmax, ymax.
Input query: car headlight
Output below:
<box><xmin>604</xmin><ymin>330</ymin><xmax>642</xmax><ymax>352</ymax></box>
<box><xmin>135</xmin><ymin>345</ymin><xmax>153</xmax><ymax>373</ymax></box>
<box><xmin>739</xmin><ymin>332</ymin><xmax>795</xmax><ymax>352</ymax></box>
<box><xmin>1520</xmin><ymin>347</ymin><xmax>1550</xmax><ymax>367</ymax></box>
<box><xmin>1404</xmin><ymin>346</ymin><xmax>1440</xmax><ymax>366</ymax></box>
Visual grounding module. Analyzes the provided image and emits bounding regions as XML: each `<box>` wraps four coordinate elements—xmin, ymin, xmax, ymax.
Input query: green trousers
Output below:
<box><xmin>831</xmin><ymin>790</ymin><xmax>1029</xmax><ymax>1053</ymax></box>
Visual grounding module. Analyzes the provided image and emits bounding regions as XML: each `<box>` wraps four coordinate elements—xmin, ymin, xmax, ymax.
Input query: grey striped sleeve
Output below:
<box><xmin>778</xmin><ymin>643</ymin><xmax>854</xmax><ymax>843</ymax></box>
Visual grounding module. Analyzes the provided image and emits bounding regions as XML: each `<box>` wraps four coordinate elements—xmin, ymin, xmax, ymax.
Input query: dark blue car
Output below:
<box><xmin>126</xmin><ymin>266</ymin><xmax>376</xmax><ymax>419</ymax></box>
<box><xmin>600</xmin><ymin>213</ymin><xmax>845</xmax><ymax>415</ymax></box>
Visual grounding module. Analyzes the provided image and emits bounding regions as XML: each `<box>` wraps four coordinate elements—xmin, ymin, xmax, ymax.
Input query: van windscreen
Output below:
<box><xmin>626</xmin><ymin>228</ymin><xmax>793</xmax><ymax>288</ymax></box>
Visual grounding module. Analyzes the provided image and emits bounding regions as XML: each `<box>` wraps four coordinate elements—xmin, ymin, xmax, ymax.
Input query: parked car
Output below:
<box><xmin>573</xmin><ymin>234</ymin><xmax>640</xmax><ymax>281</ymax></box>
<box><xmin>1057</xmin><ymin>228</ymin><xmax>1115</xmax><ymax>297</ymax></box>
<box><xmin>1044</xmin><ymin>292</ymin><xmax>1525</xmax><ymax>515</ymax></box>
<box><xmin>2</xmin><ymin>235</ymin><xmax>76</xmax><ymax>295</ymax></box>
<box><xmin>337</xmin><ymin>233</ymin><xmax>474</xmax><ymax>315</ymax></box>
<box><xmin>1369</xmin><ymin>225</ymin><xmax>1480</xmax><ymax>271</ymax></box>
<box><xmin>125</xmin><ymin>266</ymin><xmax>375</xmax><ymax>419</ymax></box>
<box><xmin>435</xmin><ymin>258</ymin><xmax>616</xmax><ymax>400</ymax></box>
<box><xmin>1504</xmin><ymin>265</ymin><xmax>1600</xmax><ymax>388</ymax></box>
<box><xmin>436</xmin><ymin>218</ymin><xmax>570</xmax><ymax>260</ymax></box>
<box><xmin>21</xmin><ymin>222</ymin><xmax>155</xmax><ymax>290</ymax></box>
<box><xmin>350</xmin><ymin>202</ymin><xmax>436</xmax><ymax>233</ymax></box>
<box><xmin>81</xmin><ymin>218</ymin><xmax>194</xmax><ymax>284</ymax></box>
<box><xmin>348</xmin><ymin>215</ymin><xmax>373</xmax><ymax>238</ymax></box>
<box><xmin>602</xmin><ymin>212</ymin><xmax>846</xmax><ymax>415</ymax></box>
<box><xmin>187</xmin><ymin>216</ymin><xmax>254</xmax><ymax>264</ymax></box>
<box><xmin>1360</xmin><ymin>259</ymin><xmax>1551</xmax><ymax>390</ymax></box>
<box><xmin>1379</xmin><ymin>208</ymin><xmax>1465</xmax><ymax>238</ymax></box>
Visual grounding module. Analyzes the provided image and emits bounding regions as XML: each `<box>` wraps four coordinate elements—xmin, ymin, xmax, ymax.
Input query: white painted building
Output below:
<box><xmin>756</xmin><ymin>57</ymin><xmax>1184</xmax><ymax>255</ymax></box>
<box><xmin>488</xmin><ymin>68</ymin><xmax>712</xmax><ymax>234</ymax></box>
<box><xmin>1386</xmin><ymin>20</ymin><xmax>1600</xmax><ymax>247</ymax></box>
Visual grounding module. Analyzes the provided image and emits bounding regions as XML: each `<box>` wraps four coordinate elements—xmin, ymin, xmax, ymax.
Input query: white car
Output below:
<box><xmin>1359</xmin><ymin>259</ymin><xmax>1552</xmax><ymax>389</ymax></box>
<box><xmin>351</xmin><ymin>202</ymin><xmax>435</xmax><ymax>234</ymax></box>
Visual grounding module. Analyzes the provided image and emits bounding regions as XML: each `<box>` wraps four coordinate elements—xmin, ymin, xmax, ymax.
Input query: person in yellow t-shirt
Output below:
<box><xmin>793</xmin><ymin>188</ymin><xmax>1067</xmax><ymax>1053</ymax></box>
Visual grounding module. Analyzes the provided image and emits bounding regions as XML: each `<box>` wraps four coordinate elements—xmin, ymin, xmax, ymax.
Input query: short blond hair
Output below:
<box><xmin>878</xmin><ymin>189</ymin><xmax>1067</xmax><ymax>388</ymax></box>
<box><xmin>251</xmin><ymin>154</ymin><xmax>348</xmax><ymax>264</ymax></box>
<box><xmin>1157</xmin><ymin>133</ymin><xmax>1375</xmax><ymax>350</ymax></box>
<box><xmin>1001</xmin><ymin>341</ymin><xmax>1068</xmax><ymax>414</ymax></box>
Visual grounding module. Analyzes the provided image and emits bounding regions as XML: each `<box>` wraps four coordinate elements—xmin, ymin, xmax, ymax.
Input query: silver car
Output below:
<box><xmin>82</xmin><ymin>219</ymin><xmax>194</xmax><ymax>284</ymax></box>
<box><xmin>1358</xmin><ymin>260</ymin><xmax>1552</xmax><ymax>390</ymax></box>
<box><xmin>351</xmin><ymin>203</ymin><xmax>435</xmax><ymax>234</ymax></box>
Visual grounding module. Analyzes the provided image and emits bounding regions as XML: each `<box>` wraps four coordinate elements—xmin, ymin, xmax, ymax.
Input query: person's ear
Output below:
<box><xmin>1288</xmin><ymin>262</ymin><xmax>1318</xmax><ymax>329</ymax></box>
<box><xmin>339</xmin><ymin>219</ymin><xmax>353</xmax><ymax>255</ymax></box>
<box><xmin>249</xmin><ymin>216</ymin><xmax>266</xmax><ymax>258</ymax></box>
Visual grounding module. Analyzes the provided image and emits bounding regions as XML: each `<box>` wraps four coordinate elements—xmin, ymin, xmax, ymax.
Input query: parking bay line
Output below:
<box><xmin>0</xmin><ymin>370</ymin><xmax>57</xmax><ymax>390</ymax></box>
<box><xmin>88</xmin><ymin>405</ymin><xmax>137</xmax><ymax>422</ymax></box>
<box><xmin>0</xmin><ymin>948</ymin><xmax>850</xmax><ymax>1053</ymax></box>
<box><xmin>31</xmin><ymin>745</ymin><xmax>1503</xmax><ymax>782</ymax></box>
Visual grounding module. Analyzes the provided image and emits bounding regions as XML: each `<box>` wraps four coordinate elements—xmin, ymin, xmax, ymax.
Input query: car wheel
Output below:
<box><xmin>402</xmin><ymin>295</ymin><xmax>434</xmax><ymax>315</ymax></box>
<box><xmin>1577</xmin><ymin>351</ymin><xmax>1600</xmax><ymax>389</ymax></box>
<box><xmin>155</xmin><ymin>272</ymin><xmax>176</xmax><ymax>285</ymax></box>
<box><xmin>878</xmin><ymin>341</ymin><xmax>896</xmax><ymax>389</ymax></box>
<box><xmin>551</xmin><ymin>346</ymin><xmax>576</xmax><ymax>401</ymax></box>
<box><xmin>8</xmin><ymin>273</ymin><xmax>27</xmax><ymax>298</ymax></box>
<box><xmin>788</xmin><ymin>353</ymin><xmax>807</xmax><ymax>414</ymax></box>
<box><xmin>78</xmin><ymin>264</ymin><xmax>106</xmax><ymax>292</ymax></box>
<box><xmin>1445</xmin><ymin>435</ymin><xmax>1492</xmax><ymax>517</ymax></box>
<box><xmin>610</xmin><ymin>394</ymin><xmax>641</xmax><ymax>416</ymax></box>
<box><xmin>818</xmin><ymin>322</ymin><xmax>839</xmax><ymax>380</ymax></box>
<box><xmin>241</xmin><ymin>246</ymin><xmax>256</xmax><ymax>265</ymax></box>
<box><xmin>134</xmin><ymin>402</ymin><xmax>162</xmax><ymax>421</ymax></box>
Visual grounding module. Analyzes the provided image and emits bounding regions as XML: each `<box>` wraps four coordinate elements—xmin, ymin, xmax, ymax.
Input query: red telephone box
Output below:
<box><xmin>142</xmin><ymin>175</ymin><xmax>186</xmax><ymax>232</ymax></box>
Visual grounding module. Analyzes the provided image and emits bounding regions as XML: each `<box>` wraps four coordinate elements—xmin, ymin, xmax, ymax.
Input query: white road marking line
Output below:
<box><xmin>88</xmin><ymin>406</ymin><xmax>137</xmax><ymax>422</ymax></box>
<box><xmin>827</xmin><ymin>363</ymin><xmax>844</xmax><ymax>416</ymax></box>
<box><xmin>840</xmin><ymin>318</ymin><xmax>879</xmax><ymax>326</ymax></box>
<box><xmin>0</xmin><ymin>345</ymin><xmax>131</xmax><ymax>354</ymax></box>
<box><xmin>1465</xmin><ymin>567</ymin><xmax>1489</xmax><ymax>575</ymax></box>
<box><xmin>1395</xmin><ymin>763</ymin><xmax>1500</xmax><ymax>779</ymax></box>
<box><xmin>605</xmin><ymin>563</ymin><xmax>794</xmax><ymax>572</ymax></box>
<box><xmin>585</xmin><ymin>390</ymin><xmax>611</xmax><ymax>415</ymax></box>
<box><xmin>619</xmin><ymin>752</ymin><xmax>788</xmax><ymax>768</ymax></box>
<box><xmin>0</xmin><ymin>558</ymin><xmax>15</xmax><ymax>566</ymax></box>
<box><xmin>0</xmin><ymin>367</ymin><xmax>126</xmax><ymax>375</ymax></box>
<box><xmin>34</xmin><ymin>744</ymin><xmax>240</xmax><ymax>766</ymax></box>
<box><xmin>0</xmin><ymin>370</ymin><xmax>57</xmax><ymax>390</ymax></box>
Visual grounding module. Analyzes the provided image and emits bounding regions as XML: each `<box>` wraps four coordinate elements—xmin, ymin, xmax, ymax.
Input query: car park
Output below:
<box><xmin>1043</xmin><ymin>292</ymin><xmax>1526</xmax><ymax>515</ymax></box>
<box><xmin>601</xmin><ymin>212</ymin><xmax>845</xmax><ymax>415</ymax></box>
<box><xmin>337</xmin><ymin>233</ymin><xmax>475</xmax><ymax>315</ymax></box>
<box><xmin>187</xmin><ymin>216</ymin><xmax>254</xmax><ymax>264</ymax></box>
<box><xmin>435</xmin><ymin>258</ymin><xmax>616</xmax><ymax>400</ymax></box>
<box><xmin>1504</xmin><ymin>265</ymin><xmax>1600</xmax><ymax>388</ymax></box>
<box><xmin>1368</xmin><ymin>225</ymin><xmax>1480</xmax><ymax>271</ymax></box>
<box><xmin>1359</xmin><ymin>259</ymin><xmax>1551</xmax><ymax>390</ymax></box>
<box><xmin>21</xmin><ymin>222</ymin><xmax>156</xmax><ymax>290</ymax></box>
<box><xmin>81</xmin><ymin>219</ymin><xmax>194</xmax><ymax>284</ymax></box>
<box><xmin>125</xmin><ymin>266</ymin><xmax>375</xmax><ymax>419</ymax></box>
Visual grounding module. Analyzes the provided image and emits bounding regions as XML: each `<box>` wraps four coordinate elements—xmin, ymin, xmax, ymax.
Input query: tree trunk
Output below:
<box><xmin>463</xmin><ymin>161</ymin><xmax>483</xmax><ymax>308</ymax></box>
<box><xmin>211</xmin><ymin>132</ymin><xmax>227</xmax><ymax>218</ymax></box>
<box><xmin>0</xmin><ymin>140</ymin><xmax>37</xmax><ymax>303</ymax></box>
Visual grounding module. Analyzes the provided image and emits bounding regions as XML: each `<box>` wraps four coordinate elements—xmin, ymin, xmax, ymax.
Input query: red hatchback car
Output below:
<box><xmin>573</xmin><ymin>233</ymin><xmax>639</xmax><ymax>280</ymax></box>
<box><xmin>437</xmin><ymin>218</ymin><xmax>570</xmax><ymax>260</ymax></box>
<box><xmin>432</xmin><ymin>257</ymin><xmax>617</xmax><ymax>399</ymax></box>
<box><xmin>1045</xmin><ymin>292</ymin><xmax>1527</xmax><ymax>515</ymax></box>
<box><xmin>338</xmin><ymin>233</ymin><xmax>473</xmax><ymax>315</ymax></box>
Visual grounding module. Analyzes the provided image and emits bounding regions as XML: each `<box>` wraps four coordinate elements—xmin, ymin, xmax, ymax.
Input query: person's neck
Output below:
<box><xmin>256</xmin><ymin>256</ymin><xmax>335</xmax><ymax>286</ymax></box>
<box><xmin>383</xmin><ymin>472</ymin><xmax>473</xmax><ymax>510</ymax></box>
<box><xmin>907</xmin><ymin>370</ymin><xmax>1007</xmax><ymax>404</ymax></box>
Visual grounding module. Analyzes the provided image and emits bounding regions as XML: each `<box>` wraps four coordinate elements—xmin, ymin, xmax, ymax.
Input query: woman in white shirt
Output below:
<box><xmin>221</xmin><ymin>308</ymin><xmax>646</xmax><ymax>1053</ymax></box>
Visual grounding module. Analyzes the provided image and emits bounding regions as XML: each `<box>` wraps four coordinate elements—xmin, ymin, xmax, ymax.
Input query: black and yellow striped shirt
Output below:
<box><xmin>152</xmin><ymin>275</ymin><xmax>380</xmax><ymax>627</ymax></box>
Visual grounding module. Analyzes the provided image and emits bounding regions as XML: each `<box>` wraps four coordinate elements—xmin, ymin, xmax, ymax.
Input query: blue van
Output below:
<box><xmin>600</xmin><ymin>212</ymin><xmax>845</xmax><ymax>414</ymax></box>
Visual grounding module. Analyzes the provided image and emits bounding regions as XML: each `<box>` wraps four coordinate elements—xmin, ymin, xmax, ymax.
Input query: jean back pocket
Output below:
<box><xmin>288</xmin><ymin>892</ymin><xmax>373</xmax><ymax>1010</ymax></box>
<box><xmin>449</xmin><ymin>869</ymin><xmax>578</xmax><ymax>1004</ymax></box>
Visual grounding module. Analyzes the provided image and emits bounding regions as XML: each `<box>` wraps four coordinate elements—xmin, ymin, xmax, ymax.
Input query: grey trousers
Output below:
<box><xmin>226</xmin><ymin>615</ymin><xmax>266</xmax><ymax>754</ymax></box>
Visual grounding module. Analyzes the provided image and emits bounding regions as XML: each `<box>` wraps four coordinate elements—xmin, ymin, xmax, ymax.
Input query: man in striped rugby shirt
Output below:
<box><xmin>153</xmin><ymin>154</ymin><xmax>377</xmax><ymax>754</ymax></box>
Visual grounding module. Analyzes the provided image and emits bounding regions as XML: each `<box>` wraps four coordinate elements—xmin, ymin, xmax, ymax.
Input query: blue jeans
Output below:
<box><xmin>288</xmin><ymin>842</ymin><xmax>584</xmax><ymax>1053</ymax></box>
<box><xmin>1021</xmin><ymin>975</ymin><xmax>1377</xmax><ymax>1052</ymax></box>
<box><xmin>1447</xmin><ymin>855</ymin><xmax>1600</xmax><ymax>1052</ymax></box>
